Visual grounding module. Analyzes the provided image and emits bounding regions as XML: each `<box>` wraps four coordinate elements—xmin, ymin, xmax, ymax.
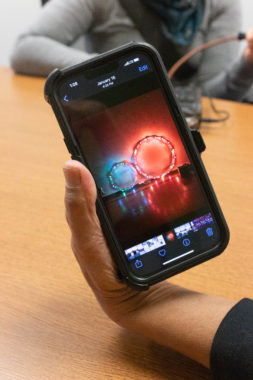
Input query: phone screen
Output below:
<box><xmin>57</xmin><ymin>51</ymin><xmax>221</xmax><ymax>277</ymax></box>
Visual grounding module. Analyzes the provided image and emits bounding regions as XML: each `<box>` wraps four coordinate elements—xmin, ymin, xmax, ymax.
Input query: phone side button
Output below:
<box><xmin>63</xmin><ymin>139</ymin><xmax>81</xmax><ymax>161</ymax></box>
<box><xmin>71</xmin><ymin>155</ymin><xmax>82</xmax><ymax>163</ymax></box>
<box><xmin>64</xmin><ymin>138</ymin><xmax>74</xmax><ymax>154</ymax></box>
<box><xmin>191</xmin><ymin>130</ymin><xmax>206</xmax><ymax>154</ymax></box>
<box><xmin>64</xmin><ymin>138</ymin><xmax>81</xmax><ymax>157</ymax></box>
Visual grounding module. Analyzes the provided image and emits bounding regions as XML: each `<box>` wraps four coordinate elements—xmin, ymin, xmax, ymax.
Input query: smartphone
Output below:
<box><xmin>45</xmin><ymin>42</ymin><xmax>229</xmax><ymax>290</ymax></box>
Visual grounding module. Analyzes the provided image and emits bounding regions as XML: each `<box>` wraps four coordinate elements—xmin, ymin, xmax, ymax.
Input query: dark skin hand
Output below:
<box><xmin>63</xmin><ymin>160</ymin><xmax>236</xmax><ymax>368</ymax></box>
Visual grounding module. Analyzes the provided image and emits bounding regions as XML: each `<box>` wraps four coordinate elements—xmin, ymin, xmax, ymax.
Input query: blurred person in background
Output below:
<box><xmin>11</xmin><ymin>0</ymin><xmax>253</xmax><ymax>102</ymax></box>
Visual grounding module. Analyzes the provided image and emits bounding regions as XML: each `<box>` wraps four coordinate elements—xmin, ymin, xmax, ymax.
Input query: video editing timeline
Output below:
<box><xmin>125</xmin><ymin>213</ymin><xmax>215</xmax><ymax>268</ymax></box>
<box><xmin>125</xmin><ymin>234</ymin><xmax>166</xmax><ymax>260</ymax></box>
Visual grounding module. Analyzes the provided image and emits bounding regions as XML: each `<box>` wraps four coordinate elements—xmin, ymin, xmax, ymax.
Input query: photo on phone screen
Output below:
<box><xmin>54</xmin><ymin>48</ymin><xmax>225</xmax><ymax>280</ymax></box>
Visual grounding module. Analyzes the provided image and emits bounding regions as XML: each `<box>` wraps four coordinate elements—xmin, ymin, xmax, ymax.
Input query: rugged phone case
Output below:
<box><xmin>44</xmin><ymin>42</ymin><xmax>229</xmax><ymax>290</ymax></box>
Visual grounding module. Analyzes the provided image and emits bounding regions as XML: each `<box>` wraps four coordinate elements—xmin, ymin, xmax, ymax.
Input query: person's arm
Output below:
<box><xmin>197</xmin><ymin>0</ymin><xmax>241</xmax><ymax>80</ymax></box>
<box><xmin>62</xmin><ymin>159</ymin><xmax>236</xmax><ymax>368</ymax></box>
<box><xmin>10</xmin><ymin>0</ymin><xmax>104</xmax><ymax>76</ymax></box>
<box><xmin>203</xmin><ymin>30</ymin><xmax>253</xmax><ymax>101</ymax></box>
<box><xmin>197</xmin><ymin>1</ymin><xmax>253</xmax><ymax>100</ymax></box>
<box><xmin>210</xmin><ymin>299</ymin><xmax>253</xmax><ymax>379</ymax></box>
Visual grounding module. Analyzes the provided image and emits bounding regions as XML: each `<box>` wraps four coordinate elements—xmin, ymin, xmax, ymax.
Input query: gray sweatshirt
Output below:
<box><xmin>10</xmin><ymin>0</ymin><xmax>253</xmax><ymax>101</ymax></box>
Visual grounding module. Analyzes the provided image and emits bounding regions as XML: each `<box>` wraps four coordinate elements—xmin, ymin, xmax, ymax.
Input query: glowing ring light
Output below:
<box><xmin>133</xmin><ymin>135</ymin><xmax>176</xmax><ymax>179</ymax></box>
<box><xmin>108</xmin><ymin>161</ymin><xmax>138</xmax><ymax>192</ymax></box>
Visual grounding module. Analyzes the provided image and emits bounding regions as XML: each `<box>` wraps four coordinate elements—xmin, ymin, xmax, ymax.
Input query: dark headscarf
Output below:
<box><xmin>142</xmin><ymin>0</ymin><xmax>205</xmax><ymax>46</ymax></box>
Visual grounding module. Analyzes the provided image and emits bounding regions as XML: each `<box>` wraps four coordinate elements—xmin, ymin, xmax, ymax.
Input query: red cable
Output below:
<box><xmin>168</xmin><ymin>33</ymin><xmax>245</xmax><ymax>79</ymax></box>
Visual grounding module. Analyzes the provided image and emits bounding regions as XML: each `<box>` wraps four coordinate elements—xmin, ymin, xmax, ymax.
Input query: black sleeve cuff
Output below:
<box><xmin>210</xmin><ymin>298</ymin><xmax>253</xmax><ymax>380</ymax></box>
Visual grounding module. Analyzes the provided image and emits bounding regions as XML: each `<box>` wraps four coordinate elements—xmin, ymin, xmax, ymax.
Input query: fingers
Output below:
<box><xmin>246</xmin><ymin>28</ymin><xmax>253</xmax><ymax>44</ymax></box>
<box><xmin>63</xmin><ymin>160</ymin><xmax>124</xmax><ymax>293</ymax></box>
<box><xmin>245</xmin><ymin>29</ymin><xmax>253</xmax><ymax>63</ymax></box>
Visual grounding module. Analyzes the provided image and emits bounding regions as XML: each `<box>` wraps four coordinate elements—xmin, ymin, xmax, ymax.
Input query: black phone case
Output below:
<box><xmin>44</xmin><ymin>42</ymin><xmax>229</xmax><ymax>290</ymax></box>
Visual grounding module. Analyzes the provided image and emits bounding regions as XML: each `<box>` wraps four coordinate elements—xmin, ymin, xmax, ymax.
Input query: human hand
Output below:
<box><xmin>63</xmin><ymin>159</ymin><xmax>235</xmax><ymax>367</ymax></box>
<box><xmin>63</xmin><ymin>159</ymin><xmax>177</xmax><ymax>328</ymax></box>
<box><xmin>244</xmin><ymin>29</ymin><xmax>253</xmax><ymax>63</ymax></box>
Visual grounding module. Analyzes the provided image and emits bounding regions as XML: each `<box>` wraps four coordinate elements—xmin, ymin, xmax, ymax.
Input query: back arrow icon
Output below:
<box><xmin>64</xmin><ymin>95</ymin><xmax>69</xmax><ymax>102</ymax></box>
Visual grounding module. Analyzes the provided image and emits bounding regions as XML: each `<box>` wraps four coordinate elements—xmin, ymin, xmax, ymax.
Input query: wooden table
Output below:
<box><xmin>1</xmin><ymin>66</ymin><xmax>252</xmax><ymax>380</ymax></box>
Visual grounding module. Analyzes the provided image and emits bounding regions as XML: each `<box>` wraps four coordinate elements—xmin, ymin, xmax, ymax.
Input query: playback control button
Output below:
<box><xmin>158</xmin><ymin>249</ymin><xmax>167</xmax><ymax>257</ymax></box>
<box><xmin>134</xmin><ymin>259</ymin><xmax>143</xmax><ymax>269</ymax></box>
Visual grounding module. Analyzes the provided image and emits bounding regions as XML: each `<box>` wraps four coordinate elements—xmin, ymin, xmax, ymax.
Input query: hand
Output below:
<box><xmin>63</xmin><ymin>160</ymin><xmax>177</xmax><ymax>326</ymax></box>
<box><xmin>244</xmin><ymin>29</ymin><xmax>253</xmax><ymax>63</ymax></box>
<box><xmin>63</xmin><ymin>160</ymin><xmax>235</xmax><ymax>367</ymax></box>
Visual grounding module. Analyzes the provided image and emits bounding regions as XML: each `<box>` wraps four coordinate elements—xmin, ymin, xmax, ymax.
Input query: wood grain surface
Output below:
<box><xmin>0</xmin><ymin>67</ymin><xmax>252</xmax><ymax>379</ymax></box>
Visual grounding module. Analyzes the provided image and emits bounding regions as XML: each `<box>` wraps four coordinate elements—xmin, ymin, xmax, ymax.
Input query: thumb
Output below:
<box><xmin>63</xmin><ymin>160</ymin><xmax>123</xmax><ymax>293</ymax></box>
<box><xmin>63</xmin><ymin>160</ymin><xmax>98</xmax><ymax>241</ymax></box>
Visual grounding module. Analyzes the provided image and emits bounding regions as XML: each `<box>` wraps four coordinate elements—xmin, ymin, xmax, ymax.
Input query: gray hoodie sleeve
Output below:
<box><xmin>197</xmin><ymin>0</ymin><xmax>253</xmax><ymax>100</ymax></box>
<box><xmin>10</xmin><ymin>0</ymin><xmax>99</xmax><ymax>76</ymax></box>
<box><xmin>203</xmin><ymin>55</ymin><xmax>253</xmax><ymax>101</ymax></box>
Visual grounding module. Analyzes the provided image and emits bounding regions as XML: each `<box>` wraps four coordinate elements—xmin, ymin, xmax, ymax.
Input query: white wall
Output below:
<box><xmin>0</xmin><ymin>0</ymin><xmax>252</xmax><ymax>66</ymax></box>
<box><xmin>241</xmin><ymin>0</ymin><xmax>253</xmax><ymax>30</ymax></box>
<box><xmin>0</xmin><ymin>0</ymin><xmax>40</xmax><ymax>66</ymax></box>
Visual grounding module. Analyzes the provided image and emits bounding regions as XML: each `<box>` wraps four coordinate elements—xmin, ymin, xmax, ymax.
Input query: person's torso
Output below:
<box><xmin>87</xmin><ymin>0</ymin><xmax>241</xmax><ymax>83</ymax></box>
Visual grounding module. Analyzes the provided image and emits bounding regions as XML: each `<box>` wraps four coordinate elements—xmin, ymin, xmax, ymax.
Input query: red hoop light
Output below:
<box><xmin>133</xmin><ymin>135</ymin><xmax>176</xmax><ymax>179</ymax></box>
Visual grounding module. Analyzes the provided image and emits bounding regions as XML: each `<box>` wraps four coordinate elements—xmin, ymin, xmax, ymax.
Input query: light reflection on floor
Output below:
<box><xmin>105</xmin><ymin>168</ymin><xmax>207</xmax><ymax>247</ymax></box>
